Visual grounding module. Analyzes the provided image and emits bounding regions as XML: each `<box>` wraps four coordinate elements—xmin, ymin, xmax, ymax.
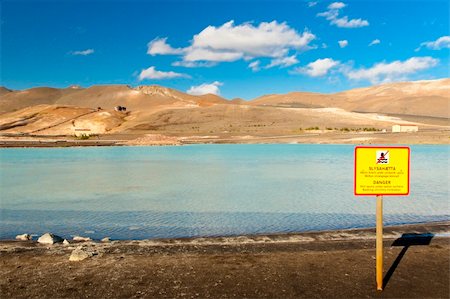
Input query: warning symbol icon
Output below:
<box><xmin>376</xmin><ymin>151</ymin><xmax>389</xmax><ymax>164</ymax></box>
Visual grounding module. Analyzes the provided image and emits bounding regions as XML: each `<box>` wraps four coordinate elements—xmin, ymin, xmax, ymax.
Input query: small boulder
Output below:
<box><xmin>101</xmin><ymin>237</ymin><xmax>111</xmax><ymax>243</ymax></box>
<box><xmin>73</xmin><ymin>236</ymin><xmax>92</xmax><ymax>242</ymax></box>
<box><xmin>69</xmin><ymin>246</ymin><xmax>96</xmax><ymax>262</ymax></box>
<box><xmin>63</xmin><ymin>239</ymin><xmax>70</xmax><ymax>245</ymax></box>
<box><xmin>37</xmin><ymin>233</ymin><xmax>64</xmax><ymax>245</ymax></box>
<box><xmin>15</xmin><ymin>234</ymin><xmax>32</xmax><ymax>241</ymax></box>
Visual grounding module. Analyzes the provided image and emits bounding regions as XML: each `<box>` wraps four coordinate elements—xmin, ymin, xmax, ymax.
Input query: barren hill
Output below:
<box><xmin>0</xmin><ymin>79</ymin><xmax>448</xmax><ymax>140</ymax></box>
<box><xmin>0</xmin><ymin>105</ymin><xmax>125</xmax><ymax>135</ymax></box>
<box><xmin>0</xmin><ymin>85</ymin><xmax>232</xmax><ymax>135</ymax></box>
<box><xmin>250</xmin><ymin>92</ymin><xmax>334</xmax><ymax>108</ymax></box>
<box><xmin>250</xmin><ymin>79</ymin><xmax>450</xmax><ymax>119</ymax></box>
<box><xmin>0</xmin><ymin>87</ymin><xmax>12</xmax><ymax>96</ymax></box>
<box><xmin>0</xmin><ymin>87</ymin><xmax>76</xmax><ymax>114</ymax></box>
<box><xmin>334</xmin><ymin>79</ymin><xmax>450</xmax><ymax>118</ymax></box>
<box><xmin>0</xmin><ymin>85</ymin><xmax>230</xmax><ymax>114</ymax></box>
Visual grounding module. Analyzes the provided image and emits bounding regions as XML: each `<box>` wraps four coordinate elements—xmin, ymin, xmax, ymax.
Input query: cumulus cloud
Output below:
<box><xmin>292</xmin><ymin>58</ymin><xmax>340</xmax><ymax>77</ymax></box>
<box><xmin>318</xmin><ymin>2</ymin><xmax>369</xmax><ymax>28</ymax></box>
<box><xmin>265</xmin><ymin>55</ymin><xmax>299</xmax><ymax>68</ymax></box>
<box><xmin>248</xmin><ymin>60</ymin><xmax>261</xmax><ymax>72</ymax></box>
<box><xmin>183</xmin><ymin>47</ymin><xmax>244</xmax><ymax>62</ymax></box>
<box><xmin>172</xmin><ymin>61</ymin><xmax>217</xmax><ymax>68</ymax></box>
<box><xmin>147</xmin><ymin>20</ymin><xmax>315</xmax><ymax>66</ymax></box>
<box><xmin>338</xmin><ymin>40</ymin><xmax>348</xmax><ymax>48</ymax></box>
<box><xmin>71</xmin><ymin>49</ymin><xmax>94</xmax><ymax>56</ymax></box>
<box><xmin>417</xmin><ymin>36</ymin><xmax>450</xmax><ymax>51</ymax></box>
<box><xmin>138</xmin><ymin>66</ymin><xmax>189</xmax><ymax>80</ymax></box>
<box><xmin>333</xmin><ymin>17</ymin><xmax>368</xmax><ymax>28</ymax></box>
<box><xmin>369</xmin><ymin>39</ymin><xmax>381</xmax><ymax>46</ymax></box>
<box><xmin>328</xmin><ymin>2</ymin><xmax>346</xmax><ymax>9</ymax></box>
<box><xmin>344</xmin><ymin>56</ymin><xmax>439</xmax><ymax>83</ymax></box>
<box><xmin>147</xmin><ymin>38</ymin><xmax>184</xmax><ymax>55</ymax></box>
<box><xmin>190</xmin><ymin>21</ymin><xmax>314</xmax><ymax>59</ymax></box>
<box><xmin>187</xmin><ymin>81</ymin><xmax>223</xmax><ymax>95</ymax></box>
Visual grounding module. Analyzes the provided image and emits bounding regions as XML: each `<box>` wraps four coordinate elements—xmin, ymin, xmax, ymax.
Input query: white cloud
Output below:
<box><xmin>248</xmin><ymin>60</ymin><xmax>261</xmax><ymax>72</ymax></box>
<box><xmin>369</xmin><ymin>39</ymin><xmax>381</xmax><ymax>46</ymax></box>
<box><xmin>266</xmin><ymin>55</ymin><xmax>299</xmax><ymax>68</ymax></box>
<box><xmin>417</xmin><ymin>36</ymin><xmax>450</xmax><ymax>50</ymax></box>
<box><xmin>293</xmin><ymin>58</ymin><xmax>340</xmax><ymax>77</ymax></box>
<box><xmin>308</xmin><ymin>1</ymin><xmax>318</xmax><ymax>7</ymax></box>
<box><xmin>172</xmin><ymin>61</ymin><xmax>217</xmax><ymax>68</ymax></box>
<box><xmin>328</xmin><ymin>2</ymin><xmax>346</xmax><ymax>9</ymax></box>
<box><xmin>332</xmin><ymin>17</ymin><xmax>369</xmax><ymax>28</ymax></box>
<box><xmin>147</xmin><ymin>38</ymin><xmax>184</xmax><ymax>55</ymax></box>
<box><xmin>71</xmin><ymin>49</ymin><xmax>94</xmax><ymax>56</ymax></box>
<box><xmin>318</xmin><ymin>3</ymin><xmax>369</xmax><ymax>28</ymax></box>
<box><xmin>189</xmin><ymin>21</ymin><xmax>314</xmax><ymax>60</ymax></box>
<box><xmin>138</xmin><ymin>66</ymin><xmax>189</xmax><ymax>80</ymax></box>
<box><xmin>147</xmin><ymin>20</ymin><xmax>315</xmax><ymax>65</ymax></box>
<box><xmin>338</xmin><ymin>40</ymin><xmax>348</xmax><ymax>48</ymax></box>
<box><xmin>187</xmin><ymin>81</ymin><xmax>223</xmax><ymax>95</ymax></box>
<box><xmin>344</xmin><ymin>56</ymin><xmax>439</xmax><ymax>83</ymax></box>
<box><xmin>183</xmin><ymin>47</ymin><xmax>244</xmax><ymax>62</ymax></box>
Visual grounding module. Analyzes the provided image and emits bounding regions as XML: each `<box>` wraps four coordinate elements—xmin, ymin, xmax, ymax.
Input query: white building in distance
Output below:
<box><xmin>392</xmin><ymin>124</ymin><xmax>419</xmax><ymax>133</ymax></box>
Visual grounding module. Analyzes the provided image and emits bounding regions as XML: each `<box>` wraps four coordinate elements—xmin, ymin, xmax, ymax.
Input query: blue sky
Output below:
<box><xmin>1</xmin><ymin>0</ymin><xmax>449</xmax><ymax>99</ymax></box>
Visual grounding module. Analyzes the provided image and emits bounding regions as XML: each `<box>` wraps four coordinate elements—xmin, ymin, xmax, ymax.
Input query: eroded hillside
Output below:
<box><xmin>0</xmin><ymin>79</ymin><xmax>449</xmax><ymax>139</ymax></box>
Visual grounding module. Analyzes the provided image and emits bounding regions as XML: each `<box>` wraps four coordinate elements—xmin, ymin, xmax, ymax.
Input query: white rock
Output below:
<box><xmin>37</xmin><ymin>233</ymin><xmax>64</xmax><ymax>244</ymax></box>
<box><xmin>101</xmin><ymin>237</ymin><xmax>111</xmax><ymax>243</ymax></box>
<box><xmin>15</xmin><ymin>234</ymin><xmax>32</xmax><ymax>241</ymax></box>
<box><xmin>69</xmin><ymin>246</ymin><xmax>96</xmax><ymax>262</ymax></box>
<box><xmin>63</xmin><ymin>239</ymin><xmax>70</xmax><ymax>245</ymax></box>
<box><xmin>73</xmin><ymin>236</ymin><xmax>92</xmax><ymax>242</ymax></box>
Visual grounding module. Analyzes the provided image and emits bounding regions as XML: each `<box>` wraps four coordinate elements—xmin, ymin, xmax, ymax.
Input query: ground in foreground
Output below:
<box><xmin>1</xmin><ymin>222</ymin><xmax>449</xmax><ymax>298</ymax></box>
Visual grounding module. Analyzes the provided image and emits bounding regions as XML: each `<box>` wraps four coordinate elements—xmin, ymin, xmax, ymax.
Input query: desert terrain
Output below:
<box><xmin>0</xmin><ymin>79</ymin><xmax>449</xmax><ymax>146</ymax></box>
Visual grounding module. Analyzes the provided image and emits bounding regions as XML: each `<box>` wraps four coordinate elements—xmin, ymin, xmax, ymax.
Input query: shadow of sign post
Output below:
<box><xmin>383</xmin><ymin>233</ymin><xmax>434</xmax><ymax>289</ymax></box>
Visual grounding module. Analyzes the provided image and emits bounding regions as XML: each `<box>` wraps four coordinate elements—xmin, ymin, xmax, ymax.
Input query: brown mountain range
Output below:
<box><xmin>250</xmin><ymin>78</ymin><xmax>450</xmax><ymax>118</ymax></box>
<box><xmin>0</xmin><ymin>79</ymin><xmax>448</xmax><ymax>139</ymax></box>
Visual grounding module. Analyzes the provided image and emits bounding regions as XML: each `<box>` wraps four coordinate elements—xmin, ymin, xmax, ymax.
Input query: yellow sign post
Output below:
<box><xmin>354</xmin><ymin>146</ymin><xmax>410</xmax><ymax>291</ymax></box>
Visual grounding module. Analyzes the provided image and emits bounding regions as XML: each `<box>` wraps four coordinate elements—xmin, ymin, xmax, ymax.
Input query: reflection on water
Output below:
<box><xmin>0</xmin><ymin>144</ymin><xmax>449</xmax><ymax>239</ymax></box>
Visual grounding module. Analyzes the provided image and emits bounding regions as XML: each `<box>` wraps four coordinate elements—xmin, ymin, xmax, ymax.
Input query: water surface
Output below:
<box><xmin>1</xmin><ymin>144</ymin><xmax>448</xmax><ymax>239</ymax></box>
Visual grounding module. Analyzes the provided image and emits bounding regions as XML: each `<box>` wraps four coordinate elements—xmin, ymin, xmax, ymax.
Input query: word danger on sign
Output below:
<box><xmin>354</xmin><ymin>146</ymin><xmax>410</xmax><ymax>196</ymax></box>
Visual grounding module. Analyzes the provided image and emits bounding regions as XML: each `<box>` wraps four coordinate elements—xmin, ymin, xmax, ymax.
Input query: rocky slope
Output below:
<box><xmin>0</xmin><ymin>79</ymin><xmax>448</xmax><ymax>137</ymax></box>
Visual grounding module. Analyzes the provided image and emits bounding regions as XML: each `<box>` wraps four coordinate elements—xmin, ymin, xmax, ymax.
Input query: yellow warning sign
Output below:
<box><xmin>354</xmin><ymin>146</ymin><xmax>410</xmax><ymax>195</ymax></box>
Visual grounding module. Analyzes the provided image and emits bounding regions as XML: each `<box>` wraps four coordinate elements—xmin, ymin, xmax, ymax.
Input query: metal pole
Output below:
<box><xmin>376</xmin><ymin>195</ymin><xmax>383</xmax><ymax>291</ymax></box>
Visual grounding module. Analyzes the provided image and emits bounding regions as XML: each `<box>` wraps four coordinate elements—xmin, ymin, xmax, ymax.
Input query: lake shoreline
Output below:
<box><xmin>2</xmin><ymin>220</ymin><xmax>449</xmax><ymax>243</ymax></box>
<box><xmin>1</xmin><ymin>129</ymin><xmax>449</xmax><ymax>147</ymax></box>
<box><xmin>1</xmin><ymin>221</ymin><xmax>449</xmax><ymax>298</ymax></box>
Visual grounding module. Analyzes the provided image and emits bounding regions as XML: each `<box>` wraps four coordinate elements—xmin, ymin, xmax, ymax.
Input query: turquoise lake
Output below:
<box><xmin>0</xmin><ymin>144</ymin><xmax>449</xmax><ymax>240</ymax></box>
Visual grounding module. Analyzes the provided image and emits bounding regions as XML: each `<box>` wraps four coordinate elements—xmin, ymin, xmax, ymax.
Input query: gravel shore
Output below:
<box><xmin>1</xmin><ymin>221</ymin><xmax>449</xmax><ymax>298</ymax></box>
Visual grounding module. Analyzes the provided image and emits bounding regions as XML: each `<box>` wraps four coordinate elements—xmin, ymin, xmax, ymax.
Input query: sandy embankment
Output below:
<box><xmin>1</xmin><ymin>129</ymin><xmax>449</xmax><ymax>147</ymax></box>
<box><xmin>1</xmin><ymin>222</ymin><xmax>449</xmax><ymax>298</ymax></box>
<box><xmin>118</xmin><ymin>134</ymin><xmax>181</xmax><ymax>146</ymax></box>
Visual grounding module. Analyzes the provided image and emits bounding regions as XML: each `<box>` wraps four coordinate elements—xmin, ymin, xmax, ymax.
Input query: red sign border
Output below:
<box><xmin>354</xmin><ymin>146</ymin><xmax>410</xmax><ymax>196</ymax></box>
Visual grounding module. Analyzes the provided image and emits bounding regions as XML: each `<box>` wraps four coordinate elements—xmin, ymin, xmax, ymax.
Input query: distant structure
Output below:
<box><xmin>114</xmin><ymin>106</ymin><xmax>127</xmax><ymax>112</ymax></box>
<box><xmin>73</xmin><ymin>128</ymin><xmax>92</xmax><ymax>137</ymax></box>
<box><xmin>392</xmin><ymin>124</ymin><xmax>418</xmax><ymax>133</ymax></box>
